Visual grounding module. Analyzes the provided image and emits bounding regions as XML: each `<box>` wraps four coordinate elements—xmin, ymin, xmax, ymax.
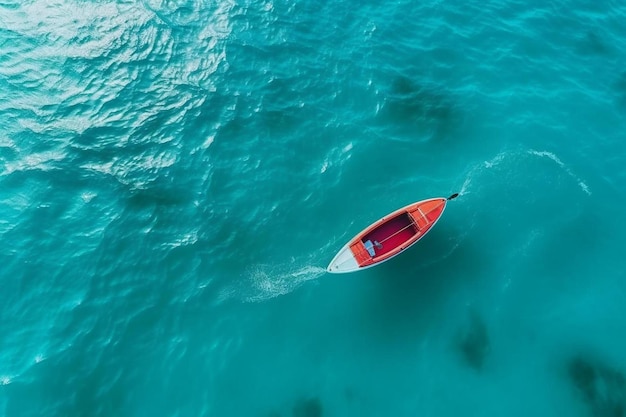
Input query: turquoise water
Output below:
<box><xmin>2</xmin><ymin>1</ymin><xmax>626</xmax><ymax>416</ymax></box>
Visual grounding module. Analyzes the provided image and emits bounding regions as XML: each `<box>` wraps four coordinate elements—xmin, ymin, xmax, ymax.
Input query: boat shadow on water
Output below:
<box><xmin>356</xmin><ymin>226</ymin><xmax>486</xmax><ymax>341</ymax></box>
<box><xmin>567</xmin><ymin>354</ymin><xmax>626</xmax><ymax>417</ymax></box>
<box><xmin>264</xmin><ymin>396</ymin><xmax>323</xmax><ymax>417</ymax></box>
<box><xmin>375</xmin><ymin>75</ymin><xmax>463</xmax><ymax>144</ymax></box>
<box><xmin>454</xmin><ymin>307</ymin><xmax>490</xmax><ymax>372</ymax></box>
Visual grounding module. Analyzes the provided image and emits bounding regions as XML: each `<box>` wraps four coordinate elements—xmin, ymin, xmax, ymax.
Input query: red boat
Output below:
<box><xmin>327</xmin><ymin>194</ymin><xmax>458</xmax><ymax>273</ymax></box>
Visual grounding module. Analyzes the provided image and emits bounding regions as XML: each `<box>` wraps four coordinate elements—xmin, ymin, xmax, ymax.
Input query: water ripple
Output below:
<box><xmin>2</xmin><ymin>0</ymin><xmax>626</xmax><ymax>415</ymax></box>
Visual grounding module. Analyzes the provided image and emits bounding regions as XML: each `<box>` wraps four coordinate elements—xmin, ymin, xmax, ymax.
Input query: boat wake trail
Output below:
<box><xmin>527</xmin><ymin>150</ymin><xmax>591</xmax><ymax>196</ymax></box>
<box><xmin>458</xmin><ymin>149</ymin><xmax>592</xmax><ymax>197</ymax></box>
<box><xmin>242</xmin><ymin>264</ymin><xmax>326</xmax><ymax>303</ymax></box>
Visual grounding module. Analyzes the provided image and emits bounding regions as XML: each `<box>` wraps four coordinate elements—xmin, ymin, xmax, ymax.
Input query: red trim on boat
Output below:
<box><xmin>348</xmin><ymin>198</ymin><xmax>447</xmax><ymax>267</ymax></box>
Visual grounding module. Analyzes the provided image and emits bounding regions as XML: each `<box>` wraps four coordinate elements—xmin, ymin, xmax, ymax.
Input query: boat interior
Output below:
<box><xmin>361</xmin><ymin>212</ymin><xmax>418</xmax><ymax>258</ymax></box>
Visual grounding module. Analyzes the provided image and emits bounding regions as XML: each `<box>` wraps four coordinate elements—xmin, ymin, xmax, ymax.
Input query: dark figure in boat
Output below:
<box><xmin>364</xmin><ymin>239</ymin><xmax>383</xmax><ymax>256</ymax></box>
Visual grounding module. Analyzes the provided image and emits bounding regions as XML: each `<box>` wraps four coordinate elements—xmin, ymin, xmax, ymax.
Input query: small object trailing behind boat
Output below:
<box><xmin>327</xmin><ymin>194</ymin><xmax>458</xmax><ymax>274</ymax></box>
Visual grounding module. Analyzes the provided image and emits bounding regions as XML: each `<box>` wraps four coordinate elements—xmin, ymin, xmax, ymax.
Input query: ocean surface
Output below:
<box><xmin>2</xmin><ymin>1</ymin><xmax>626</xmax><ymax>416</ymax></box>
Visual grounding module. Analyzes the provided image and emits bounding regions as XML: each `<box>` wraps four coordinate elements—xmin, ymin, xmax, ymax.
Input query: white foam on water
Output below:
<box><xmin>215</xmin><ymin>285</ymin><xmax>239</xmax><ymax>305</ymax></box>
<box><xmin>459</xmin><ymin>149</ymin><xmax>592</xmax><ymax>197</ymax></box>
<box><xmin>244</xmin><ymin>264</ymin><xmax>326</xmax><ymax>303</ymax></box>
<box><xmin>528</xmin><ymin>150</ymin><xmax>592</xmax><ymax>196</ymax></box>
<box><xmin>483</xmin><ymin>152</ymin><xmax>508</xmax><ymax>169</ymax></box>
<box><xmin>456</xmin><ymin>150</ymin><xmax>512</xmax><ymax>198</ymax></box>
<box><xmin>458</xmin><ymin>174</ymin><xmax>472</xmax><ymax>197</ymax></box>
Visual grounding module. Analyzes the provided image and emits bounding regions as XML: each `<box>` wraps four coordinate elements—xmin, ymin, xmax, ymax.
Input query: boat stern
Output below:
<box><xmin>327</xmin><ymin>245</ymin><xmax>359</xmax><ymax>273</ymax></box>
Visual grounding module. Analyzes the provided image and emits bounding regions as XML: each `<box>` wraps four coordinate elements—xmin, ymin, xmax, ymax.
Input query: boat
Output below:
<box><xmin>327</xmin><ymin>193</ymin><xmax>458</xmax><ymax>273</ymax></box>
